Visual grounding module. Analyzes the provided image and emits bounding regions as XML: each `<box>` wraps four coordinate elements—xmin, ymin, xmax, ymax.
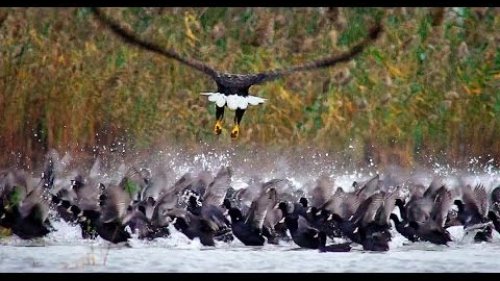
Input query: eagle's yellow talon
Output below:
<box><xmin>230</xmin><ymin>125</ymin><xmax>240</xmax><ymax>139</ymax></box>
<box><xmin>214</xmin><ymin>120</ymin><xmax>223</xmax><ymax>135</ymax></box>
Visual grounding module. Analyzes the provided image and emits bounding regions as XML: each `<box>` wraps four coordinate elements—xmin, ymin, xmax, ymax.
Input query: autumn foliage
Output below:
<box><xmin>0</xmin><ymin>8</ymin><xmax>498</xmax><ymax>169</ymax></box>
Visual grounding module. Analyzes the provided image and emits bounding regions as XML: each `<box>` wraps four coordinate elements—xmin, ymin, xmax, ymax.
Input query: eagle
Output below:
<box><xmin>90</xmin><ymin>8</ymin><xmax>382</xmax><ymax>139</ymax></box>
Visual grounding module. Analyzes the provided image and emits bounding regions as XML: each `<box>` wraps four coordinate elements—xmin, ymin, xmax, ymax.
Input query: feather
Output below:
<box><xmin>205</xmin><ymin>94</ymin><xmax>263</xmax><ymax>110</ymax></box>
<box><xmin>236</xmin><ymin>95</ymin><xmax>249</xmax><ymax>109</ymax></box>
<box><xmin>321</xmin><ymin>187</ymin><xmax>344</xmax><ymax>216</ymax></box>
<box><xmin>264</xmin><ymin>208</ymin><xmax>283</xmax><ymax>228</ymax></box>
<box><xmin>360</xmin><ymin>193</ymin><xmax>384</xmax><ymax>226</ymax></box>
<box><xmin>462</xmin><ymin>184</ymin><xmax>489</xmax><ymax>218</ymax></box>
<box><xmin>206</xmin><ymin>93</ymin><xmax>220</xmax><ymax>102</ymax></box>
<box><xmin>92</xmin><ymin>7</ymin><xmax>382</xmax><ymax>91</ymax></box>
<box><xmin>171</xmin><ymin>172</ymin><xmax>195</xmax><ymax>195</ymax></box>
<box><xmin>355</xmin><ymin>174</ymin><xmax>380</xmax><ymax>199</ymax></box>
<box><xmin>165</xmin><ymin>208</ymin><xmax>191</xmax><ymax>224</ymax></box>
<box><xmin>226</xmin><ymin>95</ymin><xmax>239</xmax><ymax>110</ymax></box>
<box><xmin>377</xmin><ymin>186</ymin><xmax>401</xmax><ymax>225</ymax></box>
<box><xmin>297</xmin><ymin>215</ymin><xmax>318</xmax><ymax>233</ymax></box>
<box><xmin>91</xmin><ymin>8</ymin><xmax>219</xmax><ymax>78</ymax></box>
<box><xmin>141</xmin><ymin>167</ymin><xmax>169</xmax><ymax>200</ymax></box>
<box><xmin>474</xmin><ymin>184</ymin><xmax>489</xmax><ymax>217</ymax></box>
<box><xmin>89</xmin><ymin>158</ymin><xmax>102</xmax><ymax>180</ymax></box>
<box><xmin>246</xmin><ymin>95</ymin><xmax>266</xmax><ymax>106</ymax></box>
<box><xmin>406</xmin><ymin>197</ymin><xmax>434</xmax><ymax>224</ymax></box>
<box><xmin>74</xmin><ymin>176</ymin><xmax>102</xmax><ymax>211</ymax></box>
<box><xmin>247</xmin><ymin>23</ymin><xmax>383</xmax><ymax>85</ymax></box>
<box><xmin>343</xmin><ymin>194</ymin><xmax>361</xmax><ymax>220</ymax></box>
<box><xmin>19</xmin><ymin>187</ymin><xmax>44</xmax><ymax>219</ymax></box>
<box><xmin>215</xmin><ymin>94</ymin><xmax>226</xmax><ymax>107</ymax></box>
<box><xmin>245</xmin><ymin>186</ymin><xmax>278</xmax><ymax>230</ymax></box>
<box><xmin>151</xmin><ymin>191</ymin><xmax>178</xmax><ymax>227</ymax></box>
<box><xmin>100</xmin><ymin>185</ymin><xmax>131</xmax><ymax>223</ymax></box>
<box><xmin>423</xmin><ymin>177</ymin><xmax>444</xmax><ymax>199</ymax></box>
<box><xmin>201</xmin><ymin>92</ymin><xmax>221</xmax><ymax>96</ymax></box>
<box><xmin>201</xmin><ymin>205</ymin><xmax>229</xmax><ymax>230</ymax></box>
<box><xmin>203</xmin><ymin>92</ymin><xmax>227</xmax><ymax>107</ymax></box>
<box><xmin>310</xmin><ymin>175</ymin><xmax>333</xmax><ymax>208</ymax></box>
<box><xmin>203</xmin><ymin>167</ymin><xmax>232</xmax><ymax>207</ymax></box>
<box><xmin>430</xmin><ymin>186</ymin><xmax>453</xmax><ymax>227</ymax></box>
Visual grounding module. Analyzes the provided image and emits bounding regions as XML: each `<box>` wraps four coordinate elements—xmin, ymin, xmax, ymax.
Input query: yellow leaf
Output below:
<box><xmin>0</xmin><ymin>226</ymin><xmax>12</xmax><ymax>237</ymax></box>
<box><xmin>85</xmin><ymin>42</ymin><xmax>97</xmax><ymax>53</ymax></box>
<box><xmin>470</xmin><ymin>88</ymin><xmax>481</xmax><ymax>95</ymax></box>
<box><xmin>386</xmin><ymin>63</ymin><xmax>403</xmax><ymax>78</ymax></box>
<box><xmin>463</xmin><ymin>85</ymin><xmax>470</xmax><ymax>95</ymax></box>
<box><xmin>463</xmin><ymin>84</ymin><xmax>481</xmax><ymax>96</ymax></box>
<box><xmin>415</xmin><ymin>95</ymin><xmax>425</xmax><ymax>102</ymax></box>
<box><xmin>29</xmin><ymin>29</ymin><xmax>43</xmax><ymax>46</ymax></box>
<box><xmin>278</xmin><ymin>87</ymin><xmax>290</xmax><ymax>100</ymax></box>
<box><xmin>185</xmin><ymin>27</ymin><xmax>197</xmax><ymax>45</ymax></box>
<box><xmin>345</xmin><ymin>101</ymin><xmax>354</xmax><ymax>114</ymax></box>
<box><xmin>184</xmin><ymin>12</ymin><xmax>198</xmax><ymax>47</ymax></box>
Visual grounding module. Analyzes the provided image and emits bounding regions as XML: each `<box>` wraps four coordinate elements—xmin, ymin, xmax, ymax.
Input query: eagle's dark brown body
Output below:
<box><xmin>90</xmin><ymin>8</ymin><xmax>382</xmax><ymax>139</ymax></box>
<box><xmin>215</xmin><ymin>73</ymin><xmax>261</xmax><ymax>92</ymax></box>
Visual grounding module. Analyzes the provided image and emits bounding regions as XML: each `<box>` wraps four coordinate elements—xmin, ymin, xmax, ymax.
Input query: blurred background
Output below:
<box><xmin>0</xmin><ymin>7</ymin><xmax>498</xmax><ymax>169</ymax></box>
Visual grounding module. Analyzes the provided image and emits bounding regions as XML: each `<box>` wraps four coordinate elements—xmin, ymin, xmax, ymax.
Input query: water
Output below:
<box><xmin>1</xmin><ymin>215</ymin><xmax>500</xmax><ymax>272</ymax></box>
<box><xmin>1</xmin><ymin>149</ymin><xmax>499</xmax><ymax>272</ymax></box>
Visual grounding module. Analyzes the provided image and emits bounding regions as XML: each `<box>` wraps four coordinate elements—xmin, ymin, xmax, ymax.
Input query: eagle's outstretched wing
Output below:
<box><xmin>90</xmin><ymin>7</ymin><xmax>219</xmax><ymax>79</ymax></box>
<box><xmin>91</xmin><ymin>7</ymin><xmax>382</xmax><ymax>88</ymax></box>
<box><xmin>248</xmin><ymin>23</ymin><xmax>383</xmax><ymax>85</ymax></box>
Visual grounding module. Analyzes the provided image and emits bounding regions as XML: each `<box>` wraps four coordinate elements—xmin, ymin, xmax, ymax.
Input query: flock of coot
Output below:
<box><xmin>1</xmin><ymin>153</ymin><xmax>500</xmax><ymax>253</ymax></box>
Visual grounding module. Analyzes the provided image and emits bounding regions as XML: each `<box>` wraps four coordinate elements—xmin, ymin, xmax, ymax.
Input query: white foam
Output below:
<box><xmin>1</xmin><ymin>150</ymin><xmax>499</xmax><ymax>272</ymax></box>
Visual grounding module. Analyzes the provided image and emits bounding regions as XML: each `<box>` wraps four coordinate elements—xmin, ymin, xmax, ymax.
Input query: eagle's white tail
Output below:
<box><xmin>201</xmin><ymin>93</ymin><xmax>266</xmax><ymax>110</ymax></box>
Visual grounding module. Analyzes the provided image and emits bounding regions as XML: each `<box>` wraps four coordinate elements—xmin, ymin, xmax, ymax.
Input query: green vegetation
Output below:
<box><xmin>124</xmin><ymin>178</ymin><xmax>139</xmax><ymax>198</ymax></box>
<box><xmin>0</xmin><ymin>8</ymin><xmax>498</xmax><ymax>168</ymax></box>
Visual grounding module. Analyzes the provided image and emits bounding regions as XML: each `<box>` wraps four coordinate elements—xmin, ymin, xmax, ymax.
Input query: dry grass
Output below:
<box><xmin>0</xmin><ymin>8</ymin><xmax>498</xmax><ymax>169</ymax></box>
